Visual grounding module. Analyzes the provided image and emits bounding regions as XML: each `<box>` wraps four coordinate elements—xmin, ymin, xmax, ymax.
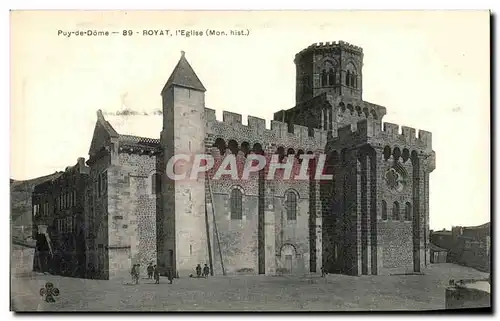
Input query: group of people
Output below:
<box><xmin>147</xmin><ymin>263</ymin><xmax>162</xmax><ymax>284</ymax></box>
<box><xmin>131</xmin><ymin>262</ymin><xmax>174</xmax><ymax>285</ymax></box>
<box><xmin>195</xmin><ymin>264</ymin><xmax>210</xmax><ymax>278</ymax></box>
<box><xmin>132</xmin><ymin>262</ymin><xmax>211</xmax><ymax>284</ymax></box>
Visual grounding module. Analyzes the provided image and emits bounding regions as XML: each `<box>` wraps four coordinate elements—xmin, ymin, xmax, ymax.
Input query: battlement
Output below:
<box><xmin>334</xmin><ymin>119</ymin><xmax>433</xmax><ymax>151</ymax></box>
<box><xmin>205</xmin><ymin>108</ymin><xmax>327</xmax><ymax>149</ymax></box>
<box><xmin>295</xmin><ymin>40</ymin><xmax>363</xmax><ymax>60</ymax></box>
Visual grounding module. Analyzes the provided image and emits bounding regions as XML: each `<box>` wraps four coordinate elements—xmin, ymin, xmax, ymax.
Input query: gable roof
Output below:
<box><xmin>89</xmin><ymin>112</ymin><xmax>162</xmax><ymax>153</ymax></box>
<box><xmin>96</xmin><ymin>110</ymin><xmax>119</xmax><ymax>137</ymax></box>
<box><xmin>104</xmin><ymin>114</ymin><xmax>162</xmax><ymax>143</ymax></box>
<box><xmin>161</xmin><ymin>51</ymin><xmax>206</xmax><ymax>94</ymax></box>
<box><xmin>429</xmin><ymin>243</ymin><xmax>448</xmax><ymax>252</ymax></box>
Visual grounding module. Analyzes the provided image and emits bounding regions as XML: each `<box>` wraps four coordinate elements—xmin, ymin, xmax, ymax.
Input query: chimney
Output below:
<box><xmin>77</xmin><ymin>157</ymin><xmax>85</xmax><ymax>172</ymax></box>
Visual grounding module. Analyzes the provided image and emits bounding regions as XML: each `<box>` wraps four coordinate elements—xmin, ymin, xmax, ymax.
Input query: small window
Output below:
<box><xmin>230</xmin><ymin>188</ymin><xmax>243</xmax><ymax>220</ymax></box>
<box><xmin>328</xmin><ymin>68</ymin><xmax>335</xmax><ymax>86</ymax></box>
<box><xmin>382</xmin><ymin>200</ymin><xmax>387</xmax><ymax>220</ymax></box>
<box><xmin>152</xmin><ymin>173</ymin><xmax>161</xmax><ymax>194</ymax></box>
<box><xmin>321</xmin><ymin>70</ymin><xmax>328</xmax><ymax>87</ymax></box>
<box><xmin>101</xmin><ymin>171</ymin><xmax>107</xmax><ymax>195</ymax></box>
<box><xmin>286</xmin><ymin>190</ymin><xmax>297</xmax><ymax>221</ymax></box>
<box><xmin>392</xmin><ymin>202</ymin><xmax>400</xmax><ymax>221</ymax></box>
<box><xmin>405</xmin><ymin>202</ymin><xmax>412</xmax><ymax>221</ymax></box>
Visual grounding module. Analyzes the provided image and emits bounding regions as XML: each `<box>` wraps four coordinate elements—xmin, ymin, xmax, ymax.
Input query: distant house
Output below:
<box><xmin>430</xmin><ymin>243</ymin><xmax>448</xmax><ymax>263</ymax></box>
<box><xmin>10</xmin><ymin>172</ymin><xmax>64</xmax><ymax>241</ymax></box>
<box><xmin>449</xmin><ymin>223</ymin><xmax>490</xmax><ymax>273</ymax></box>
<box><xmin>430</xmin><ymin>229</ymin><xmax>454</xmax><ymax>251</ymax></box>
<box><xmin>32</xmin><ymin>158</ymin><xmax>89</xmax><ymax>278</ymax></box>
<box><xmin>429</xmin><ymin>223</ymin><xmax>490</xmax><ymax>272</ymax></box>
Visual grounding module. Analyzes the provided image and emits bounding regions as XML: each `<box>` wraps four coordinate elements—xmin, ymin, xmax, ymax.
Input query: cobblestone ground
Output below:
<box><xmin>11</xmin><ymin>264</ymin><xmax>488</xmax><ymax>312</ymax></box>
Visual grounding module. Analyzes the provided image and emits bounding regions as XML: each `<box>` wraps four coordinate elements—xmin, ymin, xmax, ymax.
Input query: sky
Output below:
<box><xmin>10</xmin><ymin>11</ymin><xmax>490</xmax><ymax>230</ymax></box>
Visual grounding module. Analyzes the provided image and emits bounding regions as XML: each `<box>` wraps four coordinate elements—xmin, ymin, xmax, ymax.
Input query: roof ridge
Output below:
<box><xmin>119</xmin><ymin>134</ymin><xmax>159</xmax><ymax>141</ymax></box>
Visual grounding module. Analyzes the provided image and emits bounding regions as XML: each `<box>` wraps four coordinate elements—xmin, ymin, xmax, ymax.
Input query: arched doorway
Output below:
<box><xmin>280</xmin><ymin>244</ymin><xmax>297</xmax><ymax>274</ymax></box>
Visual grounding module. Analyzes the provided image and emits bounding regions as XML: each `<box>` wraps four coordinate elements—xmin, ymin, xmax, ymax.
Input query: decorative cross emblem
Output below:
<box><xmin>385</xmin><ymin>168</ymin><xmax>400</xmax><ymax>189</ymax></box>
<box><xmin>40</xmin><ymin>282</ymin><xmax>59</xmax><ymax>303</ymax></box>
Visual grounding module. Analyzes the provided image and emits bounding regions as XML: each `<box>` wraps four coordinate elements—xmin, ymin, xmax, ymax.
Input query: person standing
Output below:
<box><xmin>196</xmin><ymin>264</ymin><xmax>202</xmax><ymax>278</ymax></box>
<box><xmin>147</xmin><ymin>262</ymin><xmax>154</xmax><ymax>279</ymax></box>
<box><xmin>167</xmin><ymin>266</ymin><xmax>173</xmax><ymax>284</ymax></box>
<box><xmin>203</xmin><ymin>264</ymin><xmax>210</xmax><ymax>278</ymax></box>
<box><xmin>135</xmin><ymin>264</ymin><xmax>141</xmax><ymax>284</ymax></box>
<box><xmin>153</xmin><ymin>265</ymin><xmax>160</xmax><ymax>284</ymax></box>
<box><xmin>131</xmin><ymin>264</ymin><xmax>137</xmax><ymax>285</ymax></box>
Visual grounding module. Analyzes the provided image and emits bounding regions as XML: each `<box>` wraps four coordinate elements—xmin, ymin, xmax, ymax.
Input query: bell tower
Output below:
<box><xmin>159</xmin><ymin>51</ymin><xmax>209</xmax><ymax>277</ymax></box>
<box><xmin>294</xmin><ymin>41</ymin><xmax>364</xmax><ymax>105</ymax></box>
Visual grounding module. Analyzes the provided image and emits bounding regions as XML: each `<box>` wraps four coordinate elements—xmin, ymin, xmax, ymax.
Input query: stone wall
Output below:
<box><xmin>274</xmin><ymin>190</ymin><xmax>310</xmax><ymax>274</ymax></box>
<box><xmin>293</xmin><ymin>41</ymin><xmax>364</xmax><ymax>103</ymax></box>
<box><xmin>205</xmin><ymin>107</ymin><xmax>325</xmax><ymax>275</ymax></box>
<box><xmin>161</xmin><ymin>86</ymin><xmax>208</xmax><ymax>277</ymax></box>
<box><xmin>211</xmin><ymin>192</ymin><xmax>259</xmax><ymax>274</ymax></box>
<box><xmin>376</xmin><ymin>149</ymin><xmax>415</xmax><ymax>274</ymax></box>
<box><xmin>109</xmin><ymin>152</ymin><xmax>158</xmax><ymax>279</ymax></box>
<box><xmin>446</xmin><ymin>284</ymin><xmax>491</xmax><ymax>309</ymax></box>
<box><xmin>86</xmin><ymin>153</ymin><xmax>111</xmax><ymax>279</ymax></box>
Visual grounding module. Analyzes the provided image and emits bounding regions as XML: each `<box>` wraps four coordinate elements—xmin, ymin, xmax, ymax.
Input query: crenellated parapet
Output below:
<box><xmin>205</xmin><ymin>108</ymin><xmax>327</xmax><ymax>152</ymax></box>
<box><xmin>295</xmin><ymin>41</ymin><xmax>363</xmax><ymax>62</ymax></box>
<box><xmin>329</xmin><ymin>118</ymin><xmax>433</xmax><ymax>154</ymax></box>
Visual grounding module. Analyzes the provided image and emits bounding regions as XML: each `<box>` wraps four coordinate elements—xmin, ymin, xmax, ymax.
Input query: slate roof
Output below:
<box><xmin>104</xmin><ymin>114</ymin><xmax>162</xmax><ymax>149</ymax></box>
<box><xmin>118</xmin><ymin>134</ymin><xmax>160</xmax><ymax>147</ymax></box>
<box><xmin>429</xmin><ymin>243</ymin><xmax>448</xmax><ymax>252</ymax></box>
<box><xmin>161</xmin><ymin>51</ymin><xmax>206</xmax><ymax>93</ymax></box>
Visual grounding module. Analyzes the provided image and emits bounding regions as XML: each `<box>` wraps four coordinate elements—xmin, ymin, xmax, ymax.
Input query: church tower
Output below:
<box><xmin>294</xmin><ymin>41</ymin><xmax>363</xmax><ymax>105</ymax></box>
<box><xmin>159</xmin><ymin>51</ymin><xmax>209</xmax><ymax>277</ymax></box>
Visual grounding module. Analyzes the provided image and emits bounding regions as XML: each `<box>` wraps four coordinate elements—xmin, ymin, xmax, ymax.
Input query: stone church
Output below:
<box><xmin>32</xmin><ymin>41</ymin><xmax>435</xmax><ymax>279</ymax></box>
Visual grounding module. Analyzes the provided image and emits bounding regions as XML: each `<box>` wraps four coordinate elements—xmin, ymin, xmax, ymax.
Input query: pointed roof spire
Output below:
<box><xmin>162</xmin><ymin>51</ymin><xmax>206</xmax><ymax>94</ymax></box>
